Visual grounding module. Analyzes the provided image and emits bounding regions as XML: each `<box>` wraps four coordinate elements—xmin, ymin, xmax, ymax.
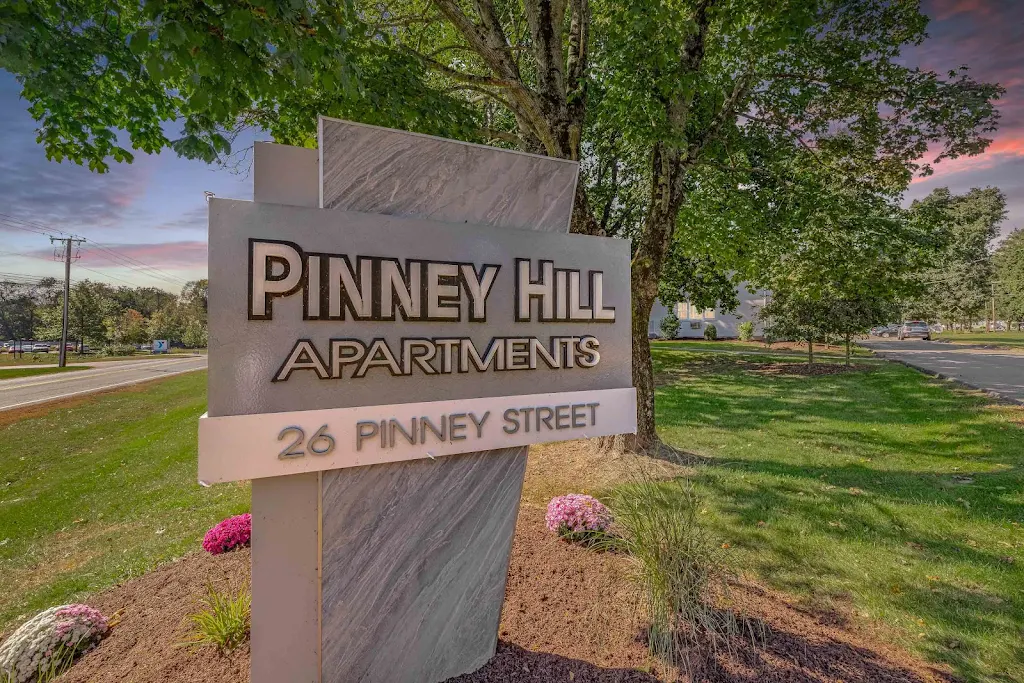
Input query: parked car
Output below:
<box><xmin>870</xmin><ymin>324</ymin><xmax>900</xmax><ymax>338</ymax></box>
<box><xmin>898</xmin><ymin>321</ymin><xmax>931</xmax><ymax>341</ymax></box>
<box><xmin>31</xmin><ymin>343</ymin><xmax>52</xmax><ymax>352</ymax></box>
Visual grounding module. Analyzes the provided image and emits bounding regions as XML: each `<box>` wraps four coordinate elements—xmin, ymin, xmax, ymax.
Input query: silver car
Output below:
<box><xmin>898</xmin><ymin>321</ymin><xmax>931</xmax><ymax>341</ymax></box>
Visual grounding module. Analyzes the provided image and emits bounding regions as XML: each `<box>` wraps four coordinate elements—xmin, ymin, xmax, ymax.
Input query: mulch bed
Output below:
<box><xmin>59</xmin><ymin>503</ymin><xmax>952</xmax><ymax>683</ymax></box>
<box><xmin>740</xmin><ymin>362</ymin><xmax>873</xmax><ymax>377</ymax></box>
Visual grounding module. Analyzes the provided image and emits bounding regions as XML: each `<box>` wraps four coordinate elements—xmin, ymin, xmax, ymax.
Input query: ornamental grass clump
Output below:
<box><xmin>202</xmin><ymin>513</ymin><xmax>252</xmax><ymax>555</ymax></box>
<box><xmin>0</xmin><ymin>604</ymin><xmax>108</xmax><ymax>683</ymax></box>
<box><xmin>184</xmin><ymin>584</ymin><xmax>251</xmax><ymax>653</ymax></box>
<box><xmin>605</xmin><ymin>474</ymin><xmax>747</xmax><ymax>677</ymax></box>
<box><xmin>545</xmin><ymin>494</ymin><xmax>612</xmax><ymax>544</ymax></box>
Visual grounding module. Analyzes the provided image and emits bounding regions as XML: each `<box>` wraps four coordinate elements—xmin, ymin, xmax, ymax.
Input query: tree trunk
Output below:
<box><xmin>845</xmin><ymin>334</ymin><xmax>851</xmax><ymax>366</ymax></box>
<box><xmin>807</xmin><ymin>335</ymin><xmax>814</xmax><ymax>366</ymax></box>
<box><xmin>628</xmin><ymin>286</ymin><xmax>658</xmax><ymax>451</ymax></box>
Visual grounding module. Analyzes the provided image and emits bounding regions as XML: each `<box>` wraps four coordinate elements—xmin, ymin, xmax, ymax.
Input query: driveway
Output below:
<box><xmin>859</xmin><ymin>340</ymin><xmax>1024</xmax><ymax>404</ymax></box>
<box><xmin>0</xmin><ymin>356</ymin><xmax>208</xmax><ymax>411</ymax></box>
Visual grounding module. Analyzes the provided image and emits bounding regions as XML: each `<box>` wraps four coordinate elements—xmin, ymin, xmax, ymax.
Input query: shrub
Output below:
<box><xmin>703</xmin><ymin>323</ymin><xmax>718</xmax><ymax>340</ymax></box>
<box><xmin>0</xmin><ymin>604</ymin><xmax>108</xmax><ymax>683</ymax></box>
<box><xmin>545</xmin><ymin>494</ymin><xmax>612</xmax><ymax>543</ymax></box>
<box><xmin>737</xmin><ymin>321</ymin><xmax>755</xmax><ymax>341</ymax></box>
<box><xmin>100</xmin><ymin>343</ymin><xmax>135</xmax><ymax>356</ymax></box>
<box><xmin>659</xmin><ymin>311</ymin><xmax>680</xmax><ymax>339</ymax></box>
<box><xmin>202</xmin><ymin>513</ymin><xmax>252</xmax><ymax>555</ymax></box>
<box><xmin>604</xmin><ymin>476</ymin><xmax>739</xmax><ymax>674</ymax></box>
<box><xmin>184</xmin><ymin>584</ymin><xmax>251</xmax><ymax>652</ymax></box>
<box><xmin>183</xmin><ymin>321</ymin><xmax>208</xmax><ymax>349</ymax></box>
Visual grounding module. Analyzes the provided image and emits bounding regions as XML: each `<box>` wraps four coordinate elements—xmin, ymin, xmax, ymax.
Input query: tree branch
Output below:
<box><xmin>403</xmin><ymin>47</ymin><xmax>517</xmax><ymax>87</ymax></box>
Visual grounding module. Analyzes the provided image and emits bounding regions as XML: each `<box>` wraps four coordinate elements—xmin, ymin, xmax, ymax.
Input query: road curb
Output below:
<box><xmin>876</xmin><ymin>354</ymin><xmax>1024</xmax><ymax>406</ymax></box>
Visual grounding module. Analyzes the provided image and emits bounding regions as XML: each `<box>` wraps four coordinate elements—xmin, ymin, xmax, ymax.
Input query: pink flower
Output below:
<box><xmin>202</xmin><ymin>513</ymin><xmax>252</xmax><ymax>555</ymax></box>
<box><xmin>545</xmin><ymin>494</ymin><xmax>611</xmax><ymax>539</ymax></box>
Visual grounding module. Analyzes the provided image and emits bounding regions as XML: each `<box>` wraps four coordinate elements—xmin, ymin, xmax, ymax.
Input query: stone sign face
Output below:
<box><xmin>199</xmin><ymin>198</ymin><xmax>635</xmax><ymax>482</ymax></box>
<box><xmin>201</xmin><ymin>118</ymin><xmax>635</xmax><ymax>683</ymax></box>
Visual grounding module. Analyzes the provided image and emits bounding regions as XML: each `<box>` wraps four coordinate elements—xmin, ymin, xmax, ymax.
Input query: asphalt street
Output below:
<box><xmin>0</xmin><ymin>356</ymin><xmax>208</xmax><ymax>412</ymax></box>
<box><xmin>859</xmin><ymin>340</ymin><xmax>1024</xmax><ymax>404</ymax></box>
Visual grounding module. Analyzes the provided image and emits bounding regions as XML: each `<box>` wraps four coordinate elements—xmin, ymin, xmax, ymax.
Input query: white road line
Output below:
<box><xmin>0</xmin><ymin>358</ymin><xmax>201</xmax><ymax>390</ymax></box>
<box><xmin>0</xmin><ymin>365</ymin><xmax>206</xmax><ymax>412</ymax></box>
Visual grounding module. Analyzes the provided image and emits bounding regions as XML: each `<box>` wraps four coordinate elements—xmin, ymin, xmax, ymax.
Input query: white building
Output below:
<box><xmin>648</xmin><ymin>283</ymin><xmax>769</xmax><ymax>339</ymax></box>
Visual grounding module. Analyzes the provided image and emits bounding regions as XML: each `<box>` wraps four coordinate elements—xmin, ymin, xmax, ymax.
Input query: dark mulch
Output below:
<box><xmin>59</xmin><ymin>549</ymin><xmax>250</xmax><ymax>683</ymax></box>
<box><xmin>56</xmin><ymin>496</ymin><xmax>951</xmax><ymax>683</ymax></box>
<box><xmin>741</xmin><ymin>362</ymin><xmax>873</xmax><ymax>377</ymax></box>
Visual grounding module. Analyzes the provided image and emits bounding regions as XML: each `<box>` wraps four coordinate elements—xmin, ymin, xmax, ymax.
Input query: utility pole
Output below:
<box><xmin>50</xmin><ymin>236</ymin><xmax>85</xmax><ymax>368</ymax></box>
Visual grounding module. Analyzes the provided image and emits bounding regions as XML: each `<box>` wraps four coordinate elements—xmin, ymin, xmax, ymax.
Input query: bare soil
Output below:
<box><xmin>55</xmin><ymin>442</ymin><xmax>952</xmax><ymax>683</ymax></box>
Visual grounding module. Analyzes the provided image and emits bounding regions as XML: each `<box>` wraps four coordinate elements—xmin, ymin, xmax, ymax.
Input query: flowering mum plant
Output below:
<box><xmin>202</xmin><ymin>513</ymin><xmax>252</xmax><ymax>555</ymax></box>
<box><xmin>545</xmin><ymin>494</ymin><xmax>612</xmax><ymax>544</ymax></box>
<box><xmin>0</xmin><ymin>604</ymin><xmax>108</xmax><ymax>683</ymax></box>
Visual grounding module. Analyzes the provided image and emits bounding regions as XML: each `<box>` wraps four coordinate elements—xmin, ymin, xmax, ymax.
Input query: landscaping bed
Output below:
<box><xmin>4</xmin><ymin>352</ymin><xmax>1021</xmax><ymax>681</ymax></box>
<box><xmin>60</xmin><ymin>500</ymin><xmax>949</xmax><ymax>683</ymax></box>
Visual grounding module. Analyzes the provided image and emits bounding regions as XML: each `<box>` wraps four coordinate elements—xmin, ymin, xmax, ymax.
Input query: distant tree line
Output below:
<box><xmin>0</xmin><ymin>278</ymin><xmax>208</xmax><ymax>350</ymax></box>
<box><xmin>902</xmin><ymin>187</ymin><xmax>1021</xmax><ymax>331</ymax></box>
<box><xmin>741</xmin><ymin>184</ymin><xmax>1021</xmax><ymax>366</ymax></box>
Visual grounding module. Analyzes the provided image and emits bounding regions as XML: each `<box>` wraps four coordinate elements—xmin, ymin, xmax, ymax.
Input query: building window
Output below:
<box><xmin>689</xmin><ymin>321</ymin><xmax>702</xmax><ymax>329</ymax></box>
<box><xmin>677</xmin><ymin>302</ymin><xmax>716</xmax><ymax>320</ymax></box>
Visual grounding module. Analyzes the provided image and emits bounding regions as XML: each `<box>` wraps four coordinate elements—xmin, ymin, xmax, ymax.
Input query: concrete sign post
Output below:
<box><xmin>200</xmin><ymin>118</ymin><xmax>635</xmax><ymax>683</ymax></box>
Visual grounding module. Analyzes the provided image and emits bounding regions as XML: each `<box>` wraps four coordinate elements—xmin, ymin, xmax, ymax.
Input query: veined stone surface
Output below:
<box><xmin>321</xmin><ymin>449</ymin><xmax>527</xmax><ymax>682</ymax></box>
<box><xmin>318</xmin><ymin>118</ymin><xmax>577</xmax><ymax>683</ymax></box>
<box><xmin>319</xmin><ymin>117</ymin><xmax>578</xmax><ymax>231</ymax></box>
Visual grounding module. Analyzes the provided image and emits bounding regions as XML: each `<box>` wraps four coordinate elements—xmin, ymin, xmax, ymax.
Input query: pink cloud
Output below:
<box><xmin>81</xmin><ymin>241</ymin><xmax>208</xmax><ymax>269</ymax></box>
<box><xmin>26</xmin><ymin>241</ymin><xmax>208</xmax><ymax>271</ymax></box>
<box><xmin>914</xmin><ymin>132</ymin><xmax>1024</xmax><ymax>183</ymax></box>
<box><xmin>931</xmin><ymin>0</ymin><xmax>993</xmax><ymax>21</ymax></box>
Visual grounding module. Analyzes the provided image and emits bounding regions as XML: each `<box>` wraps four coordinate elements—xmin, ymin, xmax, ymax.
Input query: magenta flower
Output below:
<box><xmin>545</xmin><ymin>494</ymin><xmax>611</xmax><ymax>542</ymax></box>
<box><xmin>202</xmin><ymin>513</ymin><xmax>252</xmax><ymax>555</ymax></box>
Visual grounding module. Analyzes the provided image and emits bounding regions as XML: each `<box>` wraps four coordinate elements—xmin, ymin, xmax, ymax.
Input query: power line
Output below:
<box><xmin>0</xmin><ymin>249</ymin><xmax>55</xmax><ymax>262</ymax></box>
<box><xmin>0</xmin><ymin>213</ymin><xmax>73</xmax><ymax>237</ymax></box>
<box><xmin>0</xmin><ymin>218</ymin><xmax>53</xmax><ymax>238</ymax></box>
<box><xmin>81</xmin><ymin>244</ymin><xmax>188</xmax><ymax>287</ymax></box>
<box><xmin>0</xmin><ymin>213</ymin><xmax>190</xmax><ymax>288</ymax></box>
<box><xmin>72</xmin><ymin>264</ymin><xmax>146</xmax><ymax>287</ymax></box>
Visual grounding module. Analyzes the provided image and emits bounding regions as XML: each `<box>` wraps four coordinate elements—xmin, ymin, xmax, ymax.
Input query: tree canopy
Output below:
<box><xmin>908</xmin><ymin>187</ymin><xmax>1007</xmax><ymax>326</ymax></box>
<box><xmin>0</xmin><ymin>0</ymin><xmax>1004</xmax><ymax>448</ymax></box>
<box><xmin>994</xmin><ymin>228</ymin><xmax>1024</xmax><ymax>327</ymax></box>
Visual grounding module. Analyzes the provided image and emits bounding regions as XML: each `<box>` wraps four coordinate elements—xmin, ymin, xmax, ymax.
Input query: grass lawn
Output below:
<box><xmin>0</xmin><ymin>366</ymin><xmax>90</xmax><ymax>380</ymax></box>
<box><xmin>935</xmin><ymin>331</ymin><xmax>1024</xmax><ymax>349</ymax></box>
<box><xmin>652</xmin><ymin>339</ymin><xmax>875</xmax><ymax>357</ymax></box>
<box><xmin>0</xmin><ymin>349</ymin><xmax>206</xmax><ymax>367</ymax></box>
<box><xmin>0</xmin><ymin>370</ymin><xmax>248</xmax><ymax>634</ymax></box>
<box><xmin>649</xmin><ymin>348</ymin><xmax>1023</xmax><ymax>683</ymax></box>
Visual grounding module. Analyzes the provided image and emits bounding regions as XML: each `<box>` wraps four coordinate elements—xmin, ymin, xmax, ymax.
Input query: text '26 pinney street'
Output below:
<box><xmin>198</xmin><ymin>199</ymin><xmax>636</xmax><ymax>483</ymax></box>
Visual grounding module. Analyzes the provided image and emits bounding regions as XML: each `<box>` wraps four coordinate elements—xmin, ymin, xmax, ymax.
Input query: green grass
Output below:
<box><xmin>0</xmin><ymin>366</ymin><xmax>90</xmax><ymax>380</ymax></box>
<box><xmin>652</xmin><ymin>339</ymin><xmax>874</xmax><ymax>357</ymax></box>
<box><xmin>0</xmin><ymin>371</ymin><xmax>248</xmax><ymax>633</ymax></box>
<box><xmin>935</xmin><ymin>331</ymin><xmax>1024</xmax><ymax>349</ymax></box>
<box><xmin>0</xmin><ymin>350</ymin><xmax>205</xmax><ymax>367</ymax></box>
<box><xmin>645</xmin><ymin>349</ymin><xmax>1023</xmax><ymax>683</ymax></box>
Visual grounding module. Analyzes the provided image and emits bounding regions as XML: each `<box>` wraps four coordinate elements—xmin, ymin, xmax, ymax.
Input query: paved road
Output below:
<box><xmin>859</xmin><ymin>340</ymin><xmax>1024</xmax><ymax>404</ymax></box>
<box><xmin>0</xmin><ymin>356</ymin><xmax>208</xmax><ymax>411</ymax></box>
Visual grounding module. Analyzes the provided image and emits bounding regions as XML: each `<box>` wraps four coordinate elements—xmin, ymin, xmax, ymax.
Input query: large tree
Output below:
<box><xmin>1</xmin><ymin>0</ymin><xmax>1002</xmax><ymax>449</ymax></box>
<box><xmin>994</xmin><ymin>228</ymin><xmax>1024</xmax><ymax>329</ymax></box>
<box><xmin>910</xmin><ymin>187</ymin><xmax>1007</xmax><ymax>328</ymax></box>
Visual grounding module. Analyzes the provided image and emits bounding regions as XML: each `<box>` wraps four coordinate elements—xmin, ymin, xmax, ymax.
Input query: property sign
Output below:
<box><xmin>199</xmin><ymin>198</ymin><xmax>635</xmax><ymax>483</ymax></box>
<box><xmin>152</xmin><ymin>339</ymin><xmax>169</xmax><ymax>354</ymax></box>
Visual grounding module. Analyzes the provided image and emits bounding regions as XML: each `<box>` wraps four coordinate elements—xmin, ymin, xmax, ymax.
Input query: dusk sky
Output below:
<box><xmin>1</xmin><ymin>0</ymin><xmax>1021</xmax><ymax>293</ymax></box>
